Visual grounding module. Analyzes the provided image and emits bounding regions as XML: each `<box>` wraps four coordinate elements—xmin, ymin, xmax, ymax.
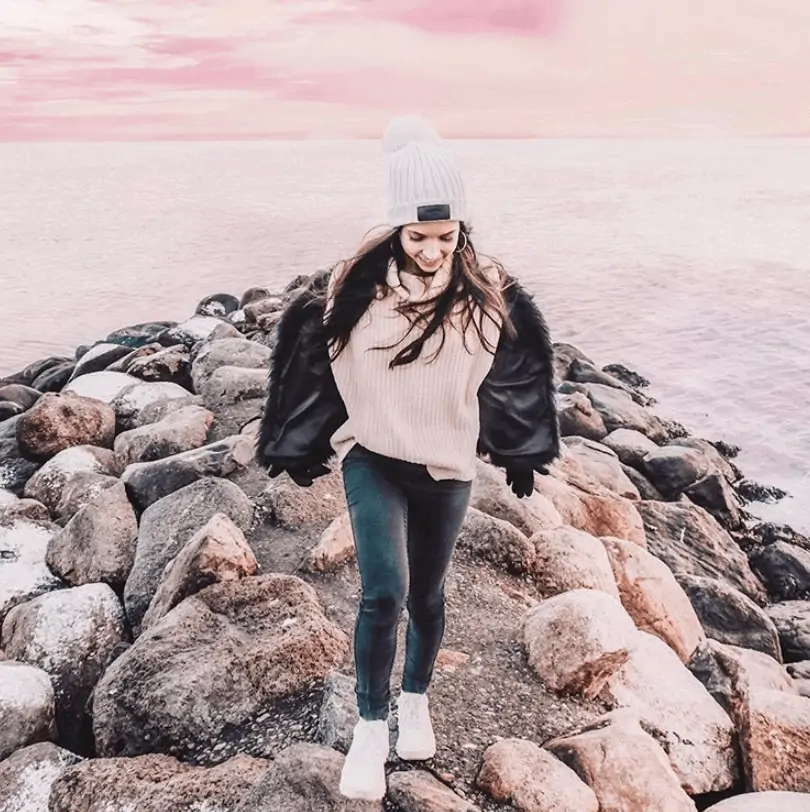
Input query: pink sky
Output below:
<box><xmin>1</xmin><ymin>0</ymin><xmax>809</xmax><ymax>140</ymax></box>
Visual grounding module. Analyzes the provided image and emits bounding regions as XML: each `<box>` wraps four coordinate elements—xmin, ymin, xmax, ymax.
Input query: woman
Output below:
<box><xmin>256</xmin><ymin>115</ymin><xmax>559</xmax><ymax>801</ymax></box>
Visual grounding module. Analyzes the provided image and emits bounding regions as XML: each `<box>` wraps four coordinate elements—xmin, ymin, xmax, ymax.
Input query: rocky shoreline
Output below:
<box><xmin>2</xmin><ymin>274</ymin><xmax>810</xmax><ymax>812</ymax></box>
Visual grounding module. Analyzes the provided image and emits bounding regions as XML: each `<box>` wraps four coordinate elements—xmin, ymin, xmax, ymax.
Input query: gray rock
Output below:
<box><xmin>123</xmin><ymin>477</ymin><xmax>253</xmax><ymax>633</ymax></box>
<box><xmin>552</xmin><ymin>343</ymin><xmax>593</xmax><ymax>384</ymax></box>
<box><xmin>52</xmin><ymin>472</ymin><xmax>119</xmax><ymax>526</ymax></box>
<box><xmin>1</xmin><ymin>583</ymin><xmax>128</xmax><ymax>754</ymax></box>
<box><xmin>388</xmin><ymin>771</ymin><xmax>481</xmax><ymax>812</ymax></box>
<box><xmin>0</xmin><ymin>742</ymin><xmax>83</xmax><ymax>812</ymax></box>
<box><xmin>635</xmin><ymin>501</ymin><xmax>767</xmax><ymax>604</ymax></box>
<box><xmin>0</xmin><ymin>437</ymin><xmax>40</xmax><ymax>497</ymax></box>
<box><xmin>602</xmin><ymin>428</ymin><xmax>659</xmax><ymax>469</ymax></box>
<box><xmin>235</xmin><ymin>743</ymin><xmax>381</xmax><ymax>812</ymax></box>
<box><xmin>111</xmin><ymin>380</ymin><xmax>192</xmax><ymax>432</ymax></box>
<box><xmin>191</xmin><ymin>337</ymin><xmax>271</xmax><ymax>393</ymax></box>
<box><xmin>126</xmin><ymin>345</ymin><xmax>192</xmax><ymax>389</ymax></box>
<box><xmin>121</xmin><ymin>434</ymin><xmax>254</xmax><ymax>513</ymax></box>
<box><xmin>457</xmin><ymin>507</ymin><xmax>535</xmax><ymax>575</ymax></box>
<box><xmin>0</xmin><ymin>661</ymin><xmax>56</xmax><ymax>760</ymax></box>
<box><xmin>750</xmin><ymin>542</ymin><xmax>810</xmax><ymax>602</ymax></box>
<box><xmin>704</xmin><ymin>792</ymin><xmax>810</xmax><ymax>812</ymax></box>
<box><xmin>46</xmin><ymin>481</ymin><xmax>138</xmax><ymax>589</ymax></box>
<box><xmin>556</xmin><ymin>392</ymin><xmax>607</xmax><ymax>441</ymax></box>
<box><xmin>63</xmin><ymin>371</ymin><xmax>142</xmax><ymax>404</ymax></box>
<box><xmin>0</xmin><ymin>518</ymin><xmax>62</xmax><ymax>624</ymax></box>
<box><xmin>318</xmin><ymin>672</ymin><xmax>359</xmax><ymax>752</ymax></box>
<box><xmin>94</xmin><ymin>576</ymin><xmax>349</xmax><ymax>761</ymax></box>
<box><xmin>685</xmin><ymin>474</ymin><xmax>743</xmax><ymax>529</ymax></box>
<box><xmin>680</xmin><ymin>574</ymin><xmax>782</xmax><ymax>661</ymax></box>
<box><xmin>766</xmin><ymin>601</ymin><xmax>810</xmax><ymax>663</ymax></box>
<box><xmin>158</xmin><ymin>315</ymin><xmax>240</xmax><ymax>349</ymax></box>
<box><xmin>68</xmin><ymin>342</ymin><xmax>133</xmax><ymax>381</ymax></box>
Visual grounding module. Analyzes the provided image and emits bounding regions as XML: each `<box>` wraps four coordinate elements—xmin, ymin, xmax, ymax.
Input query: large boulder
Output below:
<box><xmin>604</xmin><ymin>631</ymin><xmax>738</xmax><ymax>794</ymax></box>
<box><xmin>602</xmin><ymin>428</ymin><xmax>659</xmax><ymax>469</ymax></box>
<box><xmin>15</xmin><ymin>392</ymin><xmax>116</xmax><ymax>461</ymax></box>
<box><xmin>554</xmin><ymin>437</ymin><xmax>640</xmax><ymax>499</ymax></box>
<box><xmin>260</xmin><ymin>468</ymin><xmax>349</xmax><ymax>531</ymax></box>
<box><xmin>0</xmin><ymin>660</ymin><xmax>56</xmax><ymax>760</ymax></box>
<box><xmin>456</xmin><ymin>507</ymin><xmax>535</xmax><ymax>575</ymax></box>
<box><xmin>48</xmin><ymin>753</ymin><xmax>268</xmax><ymax>812</ymax></box>
<box><xmin>704</xmin><ymin>791</ymin><xmax>810</xmax><ymax>811</ymax></box>
<box><xmin>110</xmin><ymin>380</ymin><xmax>194</xmax><ymax>432</ymax></box>
<box><xmin>0</xmin><ymin>518</ymin><xmax>62</xmax><ymax>623</ymax></box>
<box><xmin>556</xmin><ymin>392</ymin><xmax>607</xmax><ymax>442</ymax></box>
<box><xmin>234</xmin><ymin>743</ymin><xmax>381</xmax><ymax>812</ymax></box>
<box><xmin>141</xmin><ymin>513</ymin><xmax>258</xmax><ymax>630</ymax></box>
<box><xmin>636</xmin><ymin>501</ymin><xmax>766</xmax><ymax>603</ymax></box>
<box><xmin>121</xmin><ymin>434</ymin><xmax>253</xmax><ymax>512</ymax></box>
<box><xmin>94</xmin><ymin>575</ymin><xmax>349</xmax><ymax>760</ymax></box>
<box><xmin>765</xmin><ymin>601</ymin><xmax>810</xmax><ymax>663</ymax></box>
<box><xmin>191</xmin><ymin>337</ymin><xmax>271</xmax><ymax>393</ymax></box>
<box><xmin>123</xmin><ymin>477</ymin><xmax>253</xmax><ymax>633</ymax></box>
<box><xmin>46</xmin><ymin>481</ymin><xmax>138</xmax><ymax>589</ymax></box>
<box><xmin>114</xmin><ymin>404</ymin><xmax>214</xmax><ymax>467</ymax></box>
<box><xmin>523</xmin><ymin>588</ymin><xmax>637</xmax><ymax>698</ymax></box>
<box><xmin>388</xmin><ymin>771</ymin><xmax>480</xmax><ymax>812</ymax></box>
<box><xmin>545</xmin><ymin>709</ymin><xmax>697</xmax><ymax>812</ymax></box>
<box><xmin>477</xmin><ymin>737</ymin><xmax>599</xmax><ymax>812</ymax></box>
<box><xmin>602</xmin><ymin>536</ymin><xmax>705</xmax><ymax>662</ymax></box>
<box><xmin>750</xmin><ymin>542</ymin><xmax>810</xmax><ymax>602</ymax></box>
<box><xmin>63</xmin><ymin>371</ymin><xmax>141</xmax><ymax>404</ymax></box>
<box><xmin>680</xmin><ymin>574</ymin><xmax>782</xmax><ymax>661</ymax></box>
<box><xmin>0</xmin><ymin>742</ymin><xmax>82</xmax><ymax>812</ymax></box>
<box><xmin>1</xmin><ymin>583</ymin><xmax>128</xmax><ymax>754</ymax></box>
<box><xmin>24</xmin><ymin>445</ymin><xmax>120</xmax><ymax>514</ymax></box>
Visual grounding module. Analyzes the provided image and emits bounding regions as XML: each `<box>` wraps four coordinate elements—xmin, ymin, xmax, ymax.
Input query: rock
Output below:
<box><xmin>240</xmin><ymin>286</ymin><xmax>273</xmax><ymax>306</ymax></box>
<box><xmin>126</xmin><ymin>345</ymin><xmax>192</xmax><ymax>388</ymax></box>
<box><xmin>673</xmin><ymin>437</ymin><xmax>738</xmax><ymax>482</ymax></box>
<box><xmin>557</xmin><ymin>392</ymin><xmax>607</xmax><ymax>441</ymax></box>
<box><xmin>604</xmin><ymin>631</ymin><xmax>738</xmax><ymax>794</ymax></box>
<box><xmin>2</xmin><ymin>583</ymin><xmax>128</xmax><ymax>754</ymax></box>
<box><xmin>190</xmin><ymin>337</ymin><xmax>271</xmax><ymax>393</ymax></box>
<box><xmin>534</xmin><ymin>475</ymin><xmax>646</xmax><ymax>545</ymax></box>
<box><xmin>199</xmin><ymin>363</ymin><xmax>266</xmax><ymax>409</ymax></box>
<box><xmin>68</xmin><ymin>342</ymin><xmax>133</xmax><ymax>381</ymax></box>
<box><xmin>32</xmin><ymin>360</ymin><xmax>76</xmax><ymax>392</ymax></box>
<box><xmin>0</xmin><ymin>660</ymin><xmax>56</xmax><ymax>760</ymax></box>
<box><xmin>318</xmin><ymin>671</ymin><xmax>358</xmax><ymax>752</ymax></box>
<box><xmin>636</xmin><ymin>501</ymin><xmax>767</xmax><ymax>603</ymax></box>
<box><xmin>94</xmin><ymin>575</ymin><xmax>349</xmax><ymax>760</ymax></box>
<box><xmin>602</xmin><ymin>536</ymin><xmax>705</xmax><ymax>662</ymax></box>
<box><xmin>0</xmin><ymin>490</ymin><xmax>50</xmax><ymax>523</ymax></box>
<box><xmin>63</xmin><ymin>371</ymin><xmax>142</xmax><ymax>404</ymax></box>
<box><xmin>124</xmin><ymin>477</ymin><xmax>253</xmax><ymax>633</ymax></box>
<box><xmin>388</xmin><ymin>771</ymin><xmax>480</xmax><ymax>811</ymax></box>
<box><xmin>750</xmin><ymin>542</ymin><xmax>810</xmax><ymax>601</ymax></box>
<box><xmin>114</xmin><ymin>404</ymin><xmax>214</xmax><ymax>467</ymax></box>
<box><xmin>766</xmin><ymin>601</ymin><xmax>810</xmax><ymax>663</ymax></box>
<box><xmin>689</xmin><ymin>639</ymin><xmax>795</xmax><ymax>719</ymax></box>
<box><xmin>530</xmin><ymin>526</ymin><xmax>620</xmax><ymax>599</ymax></box>
<box><xmin>642</xmin><ymin>445</ymin><xmax>716</xmax><ymax>497</ymax></box>
<box><xmin>23</xmin><ymin>445</ymin><xmax>119</xmax><ymax>514</ymax></box>
<box><xmin>557</xmin><ymin>381</ymin><xmax>668</xmax><ymax>442</ymax></box>
<box><xmin>553</xmin><ymin>437</ymin><xmax>640</xmax><ymax>499</ymax></box>
<box><xmin>469</xmin><ymin>461</ymin><xmax>562</xmax><ymax>536</ymax></box>
<box><xmin>196</xmin><ymin>292</ymin><xmax>241</xmax><ymax>317</ymax></box>
<box><xmin>0</xmin><ymin>518</ymin><xmax>62</xmax><ymax>623</ymax></box>
<box><xmin>105</xmin><ymin>321</ymin><xmax>176</xmax><ymax>348</ymax></box>
<box><xmin>0</xmin><ymin>438</ymin><xmax>41</xmax><ymax>496</ymax></box>
<box><xmin>141</xmin><ymin>512</ymin><xmax>258</xmax><ymax>630</ymax></box>
<box><xmin>306</xmin><ymin>511</ymin><xmax>357</xmax><ymax>573</ymax></box>
<box><xmin>620</xmin><ymin>463</ymin><xmax>663</xmax><ymax>500</ymax></box>
<box><xmin>522</xmin><ymin>588</ymin><xmax>637</xmax><ymax>698</ymax></box>
<box><xmin>477</xmin><ymin>737</ymin><xmax>598</xmax><ymax>812</ymax></box>
<box><xmin>545</xmin><ymin>709</ymin><xmax>696</xmax><ymax>812</ymax></box>
<box><xmin>52</xmin><ymin>472</ymin><xmax>119</xmax><ymax>525</ymax></box>
<box><xmin>684</xmin><ymin>474</ymin><xmax>743</xmax><ymax>529</ymax></box>
<box><xmin>602</xmin><ymin>428</ymin><xmax>660</xmax><ymax>469</ymax></box>
<box><xmin>568</xmin><ymin>357</ymin><xmax>650</xmax><ymax>401</ymax></box>
<box><xmin>121</xmin><ymin>434</ymin><xmax>254</xmax><ymax>512</ymax></box>
<box><xmin>261</xmin><ymin>468</ymin><xmax>348</xmax><ymax>530</ymax></box>
<box><xmin>0</xmin><ymin>742</ymin><xmax>83</xmax><ymax>812</ymax></box>
<box><xmin>552</xmin><ymin>342</ymin><xmax>593</xmax><ymax>383</ymax></box>
<box><xmin>48</xmin><ymin>752</ymin><xmax>267</xmax><ymax>812</ymax></box>
<box><xmin>105</xmin><ymin>342</ymin><xmax>162</xmax><ymax>373</ymax></box>
<box><xmin>110</xmin><ymin>380</ymin><xmax>193</xmax><ymax>432</ymax></box>
<box><xmin>1</xmin><ymin>356</ymin><xmax>70</xmax><ymax>388</ymax></box>
<box><xmin>235</xmin><ymin>742</ymin><xmax>380</xmax><ymax>811</ymax></box>
<box><xmin>704</xmin><ymin>792</ymin><xmax>810</xmax><ymax>811</ymax></box>
<box><xmin>0</xmin><ymin>383</ymin><xmax>41</xmax><ymax>413</ymax></box>
<box><xmin>740</xmin><ymin>688</ymin><xmax>810</xmax><ymax>791</ymax></box>
<box><xmin>158</xmin><ymin>315</ymin><xmax>239</xmax><ymax>348</ymax></box>
<box><xmin>45</xmin><ymin>481</ymin><xmax>138</xmax><ymax>589</ymax></box>
<box><xmin>679</xmin><ymin>574</ymin><xmax>782</xmax><ymax>661</ymax></box>
<box><xmin>602</xmin><ymin>363</ymin><xmax>651</xmax><ymax>390</ymax></box>
<box><xmin>0</xmin><ymin>489</ymin><xmax>17</xmax><ymax>509</ymax></box>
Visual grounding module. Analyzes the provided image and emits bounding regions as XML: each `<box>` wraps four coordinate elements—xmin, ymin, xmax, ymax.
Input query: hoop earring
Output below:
<box><xmin>454</xmin><ymin>232</ymin><xmax>468</xmax><ymax>254</ymax></box>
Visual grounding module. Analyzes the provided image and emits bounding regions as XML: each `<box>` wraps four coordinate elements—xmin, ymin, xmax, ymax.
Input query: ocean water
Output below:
<box><xmin>1</xmin><ymin>139</ymin><xmax>808</xmax><ymax>532</ymax></box>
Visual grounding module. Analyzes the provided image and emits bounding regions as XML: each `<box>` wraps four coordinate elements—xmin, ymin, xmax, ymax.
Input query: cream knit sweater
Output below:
<box><xmin>325</xmin><ymin>261</ymin><xmax>502</xmax><ymax>481</ymax></box>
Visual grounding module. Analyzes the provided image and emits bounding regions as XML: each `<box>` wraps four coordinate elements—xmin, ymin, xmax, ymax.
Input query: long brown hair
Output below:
<box><xmin>322</xmin><ymin>223</ymin><xmax>515</xmax><ymax>369</ymax></box>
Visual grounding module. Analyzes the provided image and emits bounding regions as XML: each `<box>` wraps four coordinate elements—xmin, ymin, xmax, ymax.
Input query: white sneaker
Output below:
<box><xmin>396</xmin><ymin>691</ymin><xmax>436</xmax><ymax>760</ymax></box>
<box><xmin>339</xmin><ymin>718</ymin><xmax>389</xmax><ymax>801</ymax></box>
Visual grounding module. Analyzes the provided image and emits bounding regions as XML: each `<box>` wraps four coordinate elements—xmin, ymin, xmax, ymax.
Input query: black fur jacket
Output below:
<box><xmin>255</xmin><ymin>269</ymin><xmax>560</xmax><ymax>480</ymax></box>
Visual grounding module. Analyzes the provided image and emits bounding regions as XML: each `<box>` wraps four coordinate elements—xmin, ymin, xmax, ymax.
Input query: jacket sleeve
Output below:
<box><xmin>255</xmin><ymin>271</ymin><xmax>348</xmax><ymax>473</ymax></box>
<box><xmin>477</xmin><ymin>276</ymin><xmax>560</xmax><ymax>472</ymax></box>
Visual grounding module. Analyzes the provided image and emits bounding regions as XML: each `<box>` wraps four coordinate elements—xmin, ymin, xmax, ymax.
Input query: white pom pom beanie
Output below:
<box><xmin>383</xmin><ymin>115</ymin><xmax>468</xmax><ymax>227</ymax></box>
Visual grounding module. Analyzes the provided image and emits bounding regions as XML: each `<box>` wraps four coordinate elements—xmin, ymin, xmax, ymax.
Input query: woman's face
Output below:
<box><xmin>399</xmin><ymin>221</ymin><xmax>460</xmax><ymax>273</ymax></box>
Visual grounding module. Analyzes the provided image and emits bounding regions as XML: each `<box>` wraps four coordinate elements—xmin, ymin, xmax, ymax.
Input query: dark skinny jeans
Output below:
<box><xmin>341</xmin><ymin>444</ymin><xmax>472</xmax><ymax>721</ymax></box>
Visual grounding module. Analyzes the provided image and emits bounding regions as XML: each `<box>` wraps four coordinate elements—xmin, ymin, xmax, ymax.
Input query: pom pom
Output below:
<box><xmin>382</xmin><ymin>114</ymin><xmax>441</xmax><ymax>153</ymax></box>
